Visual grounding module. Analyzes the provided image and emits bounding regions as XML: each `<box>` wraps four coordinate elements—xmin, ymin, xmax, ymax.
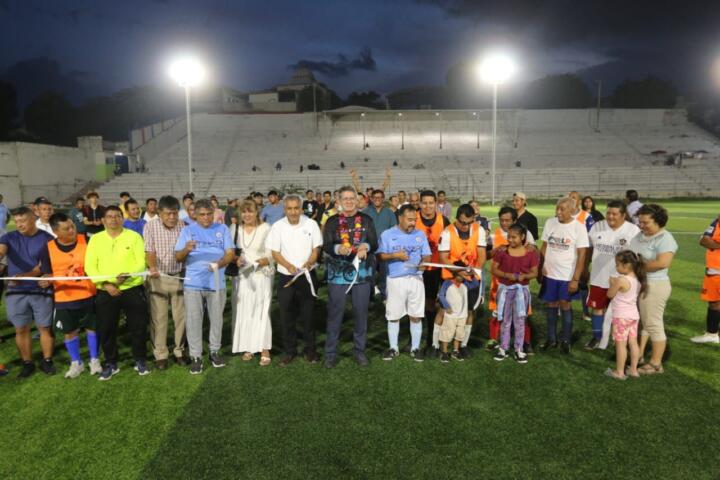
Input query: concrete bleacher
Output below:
<box><xmin>95</xmin><ymin>108</ymin><xmax>720</xmax><ymax>203</ymax></box>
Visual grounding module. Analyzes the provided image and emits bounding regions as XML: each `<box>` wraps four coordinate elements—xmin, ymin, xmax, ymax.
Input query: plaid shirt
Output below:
<box><xmin>143</xmin><ymin>217</ymin><xmax>184</xmax><ymax>274</ymax></box>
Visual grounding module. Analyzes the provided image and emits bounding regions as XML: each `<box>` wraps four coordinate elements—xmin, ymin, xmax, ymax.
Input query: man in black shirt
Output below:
<box><xmin>302</xmin><ymin>189</ymin><xmax>319</xmax><ymax>220</ymax></box>
<box><xmin>513</xmin><ymin>192</ymin><xmax>538</xmax><ymax>241</ymax></box>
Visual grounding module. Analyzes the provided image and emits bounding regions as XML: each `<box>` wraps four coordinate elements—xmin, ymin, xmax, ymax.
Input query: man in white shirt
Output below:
<box><xmin>143</xmin><ymin>198</ymin><xmax>158</xmax><ymax>222</ymax></box>
<box><xmin>266</xmin><ymin>194</ymin><xmax>323</xmax><ymax>366</ymax></box>
<box><xmin>34</xmin><ymin>197</ymin><xmax>56</xmax><ymax>238</ymax></box>
<box><xmin>584</xmin><ymin>200</ymin><xmax>640</xmax><ymax>349</ymax></box>
<box><xmin>625</xmin><ymin>189</ymin><xmax>643</xmax><ymax>226</ymax></box>
<box><xmin>539</xmin><ymin>197</ymin><xmax>589</xmax><ymax>354</ymax></box>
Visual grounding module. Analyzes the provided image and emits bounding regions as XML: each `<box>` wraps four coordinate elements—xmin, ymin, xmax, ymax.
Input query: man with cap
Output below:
<box><xmin>261</xmin><ymin>190</ymin><xmax>285</xmax><ymax>225</ymax></box>
<box><xmin>512</xmin><ymin>192</ymin><xmax>538</xmax><ymax>241</ymax></box>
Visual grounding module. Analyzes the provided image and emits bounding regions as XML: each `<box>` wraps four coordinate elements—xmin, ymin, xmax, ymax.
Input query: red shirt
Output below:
<box><xmin>493</xmin><ymin>248</ymin><xmax>539</xmax><ymax>285</ymax></box>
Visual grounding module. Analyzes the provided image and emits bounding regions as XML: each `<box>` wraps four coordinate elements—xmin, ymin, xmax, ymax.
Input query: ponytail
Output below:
<box><xmin>615</xmin><ymin>250</ymin><xmax>647</xmax><ymax>297</ymax></box>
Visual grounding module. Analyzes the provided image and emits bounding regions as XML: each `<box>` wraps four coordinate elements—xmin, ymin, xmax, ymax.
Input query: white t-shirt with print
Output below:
<box><xmin>265</xmin><ymin>216</ymin><xmax>323</xmax><ymax>275</ymax></box>
<box><xmin>541</xmin><ymin>217</ymin><xmax>589</xmax><ymax>281</ymax></box>
<box><xmin>588</xmin><ymin>220</ymin><xmax>640</xmax><ymax>288</ymax></box>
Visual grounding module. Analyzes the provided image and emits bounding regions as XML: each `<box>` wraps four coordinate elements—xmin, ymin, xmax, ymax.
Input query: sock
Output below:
<box><xmin>86</xmin><ymin>331</ymin><xmax>99</xmax><ymax>360</ymax></box>
<box><xmin>708</xmin><ymin>309</ymin><xmax>720</xmax><ymax>334</ymax></box>
<box><xmin>64</xmin><ymin>337</ymin><xmax>81</xmax><ymax>363</ymax></box>
<box><xmin>461</xmin><ymin>324</ymin><xmax>472</xmax><ymax>348</ymax></box>
<box><xmin>387</xmin><ymin>321</ymin><xmax>400</xmax><ymax>351</ymax></box>
<box><xmin>410</xmin><ymin>322</ymin><xmax>422</xmax><ymax>351</ymax></box>
<box><xmin>546</xmin><ymin>307</ymin><xmax>558</xmax><ymax>343</ymax></box>
<box><xmin>432</xmin><ymin>324</ymin><xmax>440</xmax><ymax>348</ymax></box>
<box><xmin>591</xmin><ymin>314</ymin><xmax>604</xmax><ymax>340</ymax></box>
<box><xmin>561</xmin><ymin>309</ymin><xmax>573</xmax><ymax>343</ymax></box>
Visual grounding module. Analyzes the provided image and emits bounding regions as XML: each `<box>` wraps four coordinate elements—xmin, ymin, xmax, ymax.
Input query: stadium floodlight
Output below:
<box><xmin>398</xmin><ymin>113</ymin><xmax>404</xmax><ymax>150</ymax></box>
<box><xmin>169</xmin><ymin>56</ymin><xmax>206</xmax><ymax>194</ymax></box>
<box><xmin>435</xmin><ymin>112</ymin><xmax>442</xmax><ymax>150</ymax></box>
<box><xmin>472</xmin><ymin>112</ymin><xmax>480</xmax><ymax>149</ymax></box>
<box><xmin>361</xmin><ymin>112</ymin><xmax>367</xmax><ymax>150</ymax></box>
<box><xmin>478</xmin><ymin>53</ymin><xmax>516</xmax><ymax>205</ymax></box>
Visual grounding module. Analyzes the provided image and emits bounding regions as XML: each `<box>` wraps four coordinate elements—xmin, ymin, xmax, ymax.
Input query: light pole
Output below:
<box><xmin>169</xmin><ymin>57</ymin><xmax>205</xmax><ymax>194</ymax></box>
<box><xmin>473</xmin><ymin>112</ymin><xmax>479</xmax><ymax>149</ymax></box>
<box><xmin>479</xmin><ymin>54</ymin><xmax>515</xmax><ymax>205</ymax></box>
<box><xmin>361</xmin><ymin>112</ymin><xmax>366</xmax><ymax>150</ymax></box>
<box><xmin>436</xmin><ymin>112</ymin><xmax>442</xmax><ymax>150</ymax></box>
<box><xmin>399</xmin><ymin>112</ymin><xmax>404</xmax><ymax>150</ymax></box>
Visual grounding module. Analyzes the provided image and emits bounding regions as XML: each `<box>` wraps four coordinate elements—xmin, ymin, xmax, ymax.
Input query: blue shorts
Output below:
<box><xmin>540</xmin><ymin>278</ymin><xmax>572</xmax><ymax>303</ymax></box>
<box><xmin>5</xmin><ymin>293</ymin><xmax>54</xmax><ymax>328</ymax></box>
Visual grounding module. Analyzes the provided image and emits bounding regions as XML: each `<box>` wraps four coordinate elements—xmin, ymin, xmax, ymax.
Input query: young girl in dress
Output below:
<box><xmin>605</xmin><ymin>250</ymin><xmax>646</xmax><ymax>380</ymax></box>
<box><xmin>491</xmin><ymin>224</ymin><xmax>539</xmax><ymax>363</ymax></box>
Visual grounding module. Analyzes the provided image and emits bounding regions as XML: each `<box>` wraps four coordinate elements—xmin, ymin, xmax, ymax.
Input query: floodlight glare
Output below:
<box><xmin>478</xmin><ymin>54</ymin><xmax>515</xmax><ymax>85</ymax></box>
<box><xmin>169</xmin><ymin>57</ymin><xmax>205</xmax><ymax>87</ymax></box>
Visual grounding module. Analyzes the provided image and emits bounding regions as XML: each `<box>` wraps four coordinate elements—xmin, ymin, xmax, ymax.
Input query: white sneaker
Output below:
<box><xmin>690</xmin><ymin>332</ymin><xmax>720</xmax><ymax>344</ymax></box>
<box><xmin>89</xmin><ymin>358</ymin><xmax>103</xmax><ymax>375</ymax></box>
<box><xmin>64</xmin><ymin>361</ymin><xmax>85</xmax><ymax>379</ymax></box>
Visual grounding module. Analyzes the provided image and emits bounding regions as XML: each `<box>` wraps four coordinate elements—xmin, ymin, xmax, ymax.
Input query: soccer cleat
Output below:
<box><xmin>64</xmin><ymin>361</ymin><xmax>85</xmax><ymax>379</ymax></box>
<box><xmin>440</xmin><ymin>352</ymin><xmax>450</xmax><ymax>363</ymax></box>
<box><xmin>459</xmin><ymin>346</ymin><xmax>473</xmax><ymax>359</ymax></box>
<box><xmin>89</xmin><ymin>358</ymin><xmax>103</xmax><ymax>375</ymax></box>
<box><xmin>383</xmin><ymin>348</ymin><xmax>399</xmax><ymax>361</ymax></box>
<box><xmin>189</xmin><ymin>357</ymin><xmax>203</xmax><ymax>375</ymax></box>
<box><xmin>493</xmin><ymin>348</ymin><xmax>508</xmax><ymax>361</ymax></box>
<box><xmin>40</xmin><ymin>358</ymin><xmax>56</xmax><ymax>375</ymax></box>
<box><xmin>690</xmin><ymin>332</ymin><xmax>720</xmax><ymax>344</ymax></box>
<box><xmin>98</xmin><ymin>364</ymin><xmax>120</xmax><ymax>381</ymax></box>
<box><xmin>560</xmin><ymin>341</ymin><xmax>571</xmax><ymax>354</ymax></box>
<box><xmin>18</xmin><ymin>361</ymin><xmax>35</xmax><ymax>378</ymax></box>
<box><xmin>450</xmin><ymin>350</ymin><xmax>464</xmax><ymax>362</ymax></box>
<box><xmin>514</xmin><ymin>351</ymin><xmax>528</xmax><ymax>364</ymax></box>
<box><xmin>584</xmin><ymin>337</ymin><xmax>600</xmax><ymax>350</ymax></box>
<box><xmin>134</xmin><ymin>360</ymin><xmax>150</xmax><ymax>376</ymax></box>
<box><xmin>410</xmin><ymin>348</ymin><xmax>425</xmax><ymax>362</ymax></box>
<box><xmin>425</xmin><ymin>346</ymin><xmax>440</xmax><ymax>359</ymax></box>
<box><xmin>209</xmin><ymin>352</ymin><xmax>226</xmax><ymax>368</ymax></box>
<box><xmin>485</xmin><ymin>339</ymin><xmax>498</xmax><ymax>351</ymax></box>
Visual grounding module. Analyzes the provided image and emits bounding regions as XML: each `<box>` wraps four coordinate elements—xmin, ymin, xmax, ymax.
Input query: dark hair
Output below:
<box><xmin>253</xmin><ymin>192</ymin><xmax>263</xmax><ymax>198</ymax></box>
<box><xmin>11</xmin><ymin>206</ymin><xmax>33</xmax><ymax>217</ymax></box>
<box><xmin>626</xmin><ymin>190</ymin><xmax>639</xmax><ymax>202</ymax></box>
<box><xmin>119</xmin><ymin>191</ymin><xmax>130</xmax><ymax>198</ymax></box>
<box><xmin>397</xmin><ymin>204</ymin><xmax>417</xmax><ymax>217</ymax></box>
<box><xmin>35</xmin><ymin>198</ymin><xmax>52</xmax><ymax>207</ymax></box>
<box><xmin>158</xmin><ymin>195</ymin><xmax>180</xmax><ymax>211</ymax></box>
<box><xmin>75</xmin><ymin>197</ymin><xmax>84</xmax><ymax>204</ymax></box>
<box><xmin>323</xmin><ymin>190</ymin><xmax>331</xmax><ymax>196</ymax></box>
<box><xmin>49</xmin><ymin>212</ymin><xmax>71</xmax><ymax>230</ymax></box>
<box><xmin>306</xmin><ymin>189</ymin><xmax>314</xmax><ymax>194</ymax></box>
<box><xmin>398</xmin><ymin>190</ymin><xmax>406</xmax><ymax>194</ymax></box>
<box><xmin>507</xmin><ymin>223</ymin><xmax>527</xmax><ymax>244</ymax></box>
<box><xmin>615</xmin><ymin>250</ymin><xmax>648</xmax><ymax>297</ymax></box>
<box><xmin>498</xmin><ymin>206</ymin><xmax>518</xmax><ymax>221</ymax></box>
<box><xmin>371</xmin><ymin>189</ymin><xmax>384</xmax><ymax>197</ymax></box>
<box><xmin>582</xmin><ymin>196</ymin><xmax>597</xmax><ymax>212</ymax></box>
<box><xmin>606</xmin><ymin>199</ymin><xmax>627</xmax><ymax>213</ymax></box>
<box><xmin>146</xmin><ymin>197</ymin><xmax>157</xmax><ymax>205</ymax></box>
<box><xmin>124</xmin><ymin>198</ymin><xmax>139</xmax><ymax>210</ymax></box>
<box><xmin>419</xmin><ymin>189</ymin><xmax>436</xmax><ymax>200</ymax></box>
<box><xmin>104</xmin><ymin>205</ymin><xmax>123</xmax><ymax>217</ymax></box>
<box><xmin>182</xmin><ymin>193</ymin><xmax>194</xmax><ymax>201</ymax></box>
<box><xmin>194</xmin><ymin>198</ymin><xmax>214</xmax><ymax>211</ymax></box>
<box><xmin>268</xmin><ymin>190</ymin><xmax>279</xmax><ymax>196</ymax></box>
<box><xmin>86</xmin><ymin>191</ymin><xmax>99</xmax><ymax>199</ymax></box>
<box><xmin>438</xmin><ymin>190</ymin><xmax>446</xmax><ymax>195</ymax></box>
<box><xmin>456</xmin><ymin>203</ymin><xmax>475</xmax><ymax>219</ymax></box>
<box><xmin>637</xmin><ymin>203</ymin><xmax>668</xmax><ymax>227</ymax></box>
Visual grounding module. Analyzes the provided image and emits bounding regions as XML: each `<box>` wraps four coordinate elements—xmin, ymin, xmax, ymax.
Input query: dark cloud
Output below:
<box><xmin>289</xmin><ymin>47</ymin><xmax>376</xmax><ymax>78</ymax></box>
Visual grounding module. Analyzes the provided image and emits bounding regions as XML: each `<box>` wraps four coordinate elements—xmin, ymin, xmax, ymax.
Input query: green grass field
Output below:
<box><xmin>1</xmin><ymin>200</ymin><xmax>718</xmax><ymax>479</ymax></box>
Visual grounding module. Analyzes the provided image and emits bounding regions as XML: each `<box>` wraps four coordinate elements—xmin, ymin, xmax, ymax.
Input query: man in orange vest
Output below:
<box><xmin>691</xmin><ymin>215</ymin><xmax>720</xmax><ymax>344</ymax></box>
<box><xmin>47</xmin><ymin>213</ymin><xmax>102</xmax><ymax>378</ymax></box>
<box><xmin>436</xmin><ymin>203</ymin><xmax>487</xmax><ymax>359</ymax></box>
<box><xmin>487</xmin><ymin>206</ymin><xmax>536</xmax><ymax>352</ymax></box>
<box><xmin>417</xmin><ymin>190</ymin><xmax>450</xmax><ymax>357</ymax></box>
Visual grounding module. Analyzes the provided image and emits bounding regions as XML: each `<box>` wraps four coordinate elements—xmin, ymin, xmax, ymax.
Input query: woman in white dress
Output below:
<box><xmin>231</xmin><ymin>199</ymin><xmax>274</xmax><ymax>366</ymax></box>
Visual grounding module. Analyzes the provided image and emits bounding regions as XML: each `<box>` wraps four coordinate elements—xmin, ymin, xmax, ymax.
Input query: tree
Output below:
<box><xmin>611</xmin><ymin>76</ymin><xmax>677</xmax><ymax>108</ymax></box>
<box><xmin>346</xmin><ymin>91</ymin><xmax>383</xmax><ymax>109</ymax></box>
<box><xmin>24</xmin><ymin>91</ymin><xmax>77</xmax><ymax>145</ymax></box>
<box><xmin>524</xmin><ymin>74</ymin><xmax>593</xmax><ymax>109</ymax></box>
<box><xmin>0</xmin><ymin>80</ymin><xmax>18</xmax><ymax>138</ymax></box>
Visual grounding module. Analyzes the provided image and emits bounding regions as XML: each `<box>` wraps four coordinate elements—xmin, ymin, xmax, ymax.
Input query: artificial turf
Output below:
<box><xmin>0</xmin><ymin>200</ymin><xmax>718</xmax><ymax>479</ymax></box>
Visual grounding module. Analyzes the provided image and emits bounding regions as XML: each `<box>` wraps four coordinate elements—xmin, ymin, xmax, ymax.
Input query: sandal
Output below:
<box><xmin>242</xmin><ymin>352</ymin><xmax>254</xmax><ymax>361</ymax></box>
<box><xmin>624</xmin><ymin>367</ymin><xmax>640</xmax><ymax>378</ymax></box>
<box><xmin>638</xmin><ymin>363</ymin><xmax>664</xmax><ymax>375</ymax></box>
<box><xmin>259</xmin><ymin>356</ymin><xmax>271</xmax><ymax>367</ymax></box>
<box><xmin>604</xmin><ymin>368</ymin><xmax>627</xmax><ymax>381</ymax></box>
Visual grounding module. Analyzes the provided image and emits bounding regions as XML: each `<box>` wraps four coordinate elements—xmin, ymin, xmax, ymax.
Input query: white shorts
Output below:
<box><xmin>386</xmin><ymin>275</ymin><xmax>425</xmax><ymax>321</ymax></box>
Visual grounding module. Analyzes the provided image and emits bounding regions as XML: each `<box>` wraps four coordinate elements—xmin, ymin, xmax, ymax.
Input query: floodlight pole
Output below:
<box><xmin>184</xmin><ymin>85</ymin><xmax>194</xmax><ymax>194</ymax></box>
<box><xmin>491</xmin><ymin>83</ymin><xmax>498</xmax><ymax>206</ymax></box>
<box><xmin>362</xmin><ymin>114</ymin><xmax>366</xmax><ymax>150</ymax></box>
<box><xmin>399</xmin><ymin>113</ymin><xmax>404</xmax><ymax>150</ymax></box>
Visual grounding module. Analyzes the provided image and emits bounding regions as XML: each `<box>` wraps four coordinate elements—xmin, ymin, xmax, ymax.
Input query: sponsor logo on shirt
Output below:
<box><xmin>547</xmin><ymin>234</ymin><xmax>572</xmax><ymax>251</ymax></box>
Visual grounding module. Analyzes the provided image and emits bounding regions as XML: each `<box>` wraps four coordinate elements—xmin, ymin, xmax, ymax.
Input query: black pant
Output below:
<box><xmin>95</xmin><ymin>286</ymin><xmax>149</xmax><ymax>364</ymax></box>
<box><xmin>277</xmin><ymin>272</ymin><xmax>317</xmax><ymax>356</ymax></box>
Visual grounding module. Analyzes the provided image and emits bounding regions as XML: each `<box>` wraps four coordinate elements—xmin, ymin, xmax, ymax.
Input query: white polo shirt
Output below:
<box><xmin>265</xmin><ymin>215</ymin><xmax>323</xmax><ymax>275</ymax></box>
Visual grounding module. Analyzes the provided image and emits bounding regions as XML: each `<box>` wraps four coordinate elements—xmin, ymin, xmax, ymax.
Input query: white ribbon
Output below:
<box><xmin>0</xmin><ymin>271</ymin><xmax>188</xmax><ymax>282</ymax></box>
<box><xmin>598</xmin><ymin>304</ymin><xmax>614</xmax><ymax>350</ymax></box>
<box><xmin>418</xmin><ymin>262</ymin><xmax>485</xmax><ymax>308</ymax></box>
<box><xmin>344</xmin><ymin>255</ymin><xmax>362</xmax><ymax>294</ymax></box>
<box><xmin>284</xmin><ymin>264</ymin><xmax>317</xmax><ymax>297</ymax></box>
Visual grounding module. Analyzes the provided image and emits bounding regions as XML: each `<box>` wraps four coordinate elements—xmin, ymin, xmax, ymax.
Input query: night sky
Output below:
<box><xmin>2</xmin><ymin>0</ymin><xmax>719</xmax><ymax>104</ymax></box>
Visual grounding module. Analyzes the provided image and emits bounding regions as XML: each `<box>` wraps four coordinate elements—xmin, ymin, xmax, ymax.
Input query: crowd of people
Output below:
<box><xmin>0</xmin><ymin>184</ymin><xmax>716</xmax><ymax>382</ymax></box>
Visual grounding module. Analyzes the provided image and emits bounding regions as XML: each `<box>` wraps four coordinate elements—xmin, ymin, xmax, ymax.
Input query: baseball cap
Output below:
<box><xmin>33</xmin><ymin>196</ymin><xmax>51</xmax><ymax>205</ymax></box>
<box><xmin>513</xmin><ymin>192</ymin><xmax>527</xmax><ymax>202</ymax></box>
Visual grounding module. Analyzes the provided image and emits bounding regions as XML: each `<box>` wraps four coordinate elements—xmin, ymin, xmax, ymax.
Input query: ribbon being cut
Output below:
<box><xmin>419</xmin><ymin>262</ymin><xmax>485</xmax><ymax>309</ymax></box>
<box><xmin>0</xmin><ymin>271</ymin><xmax>189</xmax><ymax>282</ymax></box>
<box><xmin>283</xmin><ymin>264</ymin><xmax>318</xmax><ymax>297</ymax></box>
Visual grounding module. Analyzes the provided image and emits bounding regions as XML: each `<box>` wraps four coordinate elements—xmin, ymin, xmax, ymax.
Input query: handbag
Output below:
<box><xmin>224</xmin><ymin>224</ymin><xmax>242</xmax><ymax>277</ymax></box>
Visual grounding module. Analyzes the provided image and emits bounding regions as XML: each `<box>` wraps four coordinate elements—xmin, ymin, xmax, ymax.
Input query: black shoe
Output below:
<box><xmin>19</xmin><ymin>361</ymin><xmax>35</xmax><ymax>378</ymax></box>
<box><xmin>514</xmin><ymin>351</ymin><xmax>528</xmax><ymax>364</ymax></box>
<box><xmin>493</xmin><ymin>348</ymin><xmax>508</xmax><ymax>362</ymax></box>
<box><xmin>304</xmin><ymin>351</ymin><xmax>320</xmax><ymax>364</ymax></box>
<box><xmin>40</xmin><ymin>358</ymin><xmax>56</xmax><ymax>375</ymax></box>
<box><xmin>584</xmin><ymin>337</ymin><xmax>600</xmax><ymax>350</ymax></box>
<box><xmin>155</xmin><ymin>359</ymin><xmax>168</xmax><ymax>371</ymax></box>
<box><xmin>209</xmin><ymin>352</ymin><xmax>226</xmax><ymax>368</ymax></box>
<box><xmin>189</xmin><ymin>357</ymin><xmax>203</xmax><ymax>375</ymax></box>
<box><xmin>560</xmin><ymin>341</ymin><xmax>571</xmax><ymax>354</ymax></box>
<box><xmin>540</xmin><ymin>341</ymin><xmax>558</xmax><ymax>351</ymax></box>
<box><xmin>485</xmin><ymin>339</ymin><xmax>498</xmax><ymax>351</ymax></box>
<box><xmin>279</xmin><ymin>355</ymin><xmax>297</xmax><ymax>367</ymax></box>
<box><xmin>354</xmin><ymin>352</ymin><xmax>370</xmax><ymax>367</ymax></box>
<box><xmin>451</xmin><ymin>350</ymin><xmax>464</xmax><ymax>362</ymax></box>
<box><xmin>425</xmin><ymin>346</ymin><xmax>440</xmax><ymax>359</ymax></box>
<box><xmin>174</xmin><ymin>356</ymin><xmax>189</xmax><ymax>366</ymax></box>
<box><xmin>410</xmin><ymin>348</ymin><xmax>425</xmax><ymax>362</ymax></box>
<box><xmin>459</xmin><ymin>346</ymin><xmax>473</xmax><ymax>359</ymax></box>
<box><xmin>524</xmin><ymin>343</ymin><xmax>535</xmax><ymax>356</ymax></box>
<box><xmin>324</xmin><ymin>357</ymin><xmax>339</xmax><ymax>369</ymax></box>
<box><xmin>383</xmin><ymin>348</ymin><xmax>399</xmax><ymax>361</ymax></box>
<box><xmin>440</xmin><ymin>352</ymin><xmax>450</xmax><ymax>363</ymax></box>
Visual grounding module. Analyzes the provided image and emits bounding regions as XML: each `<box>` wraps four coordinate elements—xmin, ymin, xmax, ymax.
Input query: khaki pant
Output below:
<box><xmin>147</xmin><ymin>276</ymin><xmax>186</xmax><ymax>360</ymax></box>
<box><xmin>639</xmin><ymin>280</ymin><xmax>671</xmax><ymax>342</ymax></box>
<box><xmin>440</xmin><ymin>315</ymin><xmax>466</xmax><ymax>343</ymax></box>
